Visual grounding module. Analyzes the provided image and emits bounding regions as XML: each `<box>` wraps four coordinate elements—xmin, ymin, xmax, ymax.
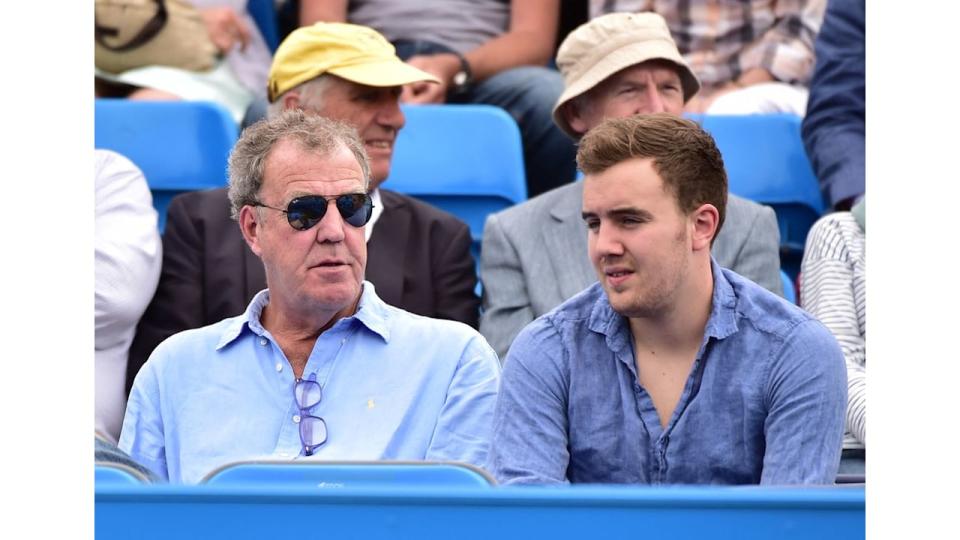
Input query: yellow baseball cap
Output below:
<box><xmin>267</xmin><ymin>22</ymin><xmax>440</xmax><ymax>102</ymax></box>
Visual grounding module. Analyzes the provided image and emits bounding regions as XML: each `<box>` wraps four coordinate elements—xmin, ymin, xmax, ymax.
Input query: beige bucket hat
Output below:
<box><xmin>552</xmin><ymin>12</ymin><xmax>701</xmax><ymax>138</ymax></box>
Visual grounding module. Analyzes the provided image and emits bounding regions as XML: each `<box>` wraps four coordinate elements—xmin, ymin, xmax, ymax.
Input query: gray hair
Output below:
<box><xmin>227</xmin><ymin>109</ymin><xmax>371</xmax><ymax>220</ymax></box>
<box><xmin>266</xmin><ymin>74</ymin><xmax>336</xmax><ymax>119</ymax></box>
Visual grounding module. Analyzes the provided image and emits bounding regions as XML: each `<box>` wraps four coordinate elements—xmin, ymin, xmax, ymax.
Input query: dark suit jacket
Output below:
<box><xmin>127</xmin><ymin>187</ymin><xmax>479</xmax><ymax>393</ymax></box>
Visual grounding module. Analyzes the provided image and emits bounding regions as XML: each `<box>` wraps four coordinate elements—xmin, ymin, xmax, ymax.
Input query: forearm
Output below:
<box><xmin>740</xmin><ymin>0</ymin><xmax>825</xmax><ymax>85</ymax></box>
<box><xmin>299</xmin><ymin>0</ymin><xmax>347</xmax><ymax>24</ymax></box>
<box><xmin>464</xmin><ymin>0</ymin><xmax>559</xmax><ymax>82</ymax></box>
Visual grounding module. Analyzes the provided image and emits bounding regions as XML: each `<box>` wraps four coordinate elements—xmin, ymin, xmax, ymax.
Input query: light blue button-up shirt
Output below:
<box><xmin>488</xmin><ymin>259</ymin><xmax>846</xmax><ymax>485</ymax></box>
<box><xmin>119</xmin><ymin>282</ymin><xmax>501</xmax><ymax>484</ymax></box>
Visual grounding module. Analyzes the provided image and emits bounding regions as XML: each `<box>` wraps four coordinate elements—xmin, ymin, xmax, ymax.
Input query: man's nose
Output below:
<box><xmin>636</xmin><ymin>89</ymin><xmax>668</xmax><ymax>115</ymax></box>
<box><xmin>593</xmin><ymin>222</ymin><xmax>624</xmax><ymax>258</ymax></box>
<box><xmin>379</xmin><ymin>100</ymin><xmax>405</xmax><ymax>131</ymax></box>
<box><xmin>313</xmin><ymin>201</ymin><xmax>346</xmax><ymax>243</ymax></box>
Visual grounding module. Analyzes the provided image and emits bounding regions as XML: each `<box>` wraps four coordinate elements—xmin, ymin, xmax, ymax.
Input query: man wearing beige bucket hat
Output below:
<box><xmin>478</xmin><ymin>12</ymin><xmax>783</xmax><ymax>360</ymax></box>
<box><xmin>129</xmin><ymin>23</ymin><xmax>483</xmax><ymax>393</ymax></box>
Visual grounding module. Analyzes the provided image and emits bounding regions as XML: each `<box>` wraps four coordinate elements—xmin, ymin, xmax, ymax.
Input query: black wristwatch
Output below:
<box><xmin>450</xmin><ymin>52</ymin><xmax>473</xmax><ymax>95</ymax></box>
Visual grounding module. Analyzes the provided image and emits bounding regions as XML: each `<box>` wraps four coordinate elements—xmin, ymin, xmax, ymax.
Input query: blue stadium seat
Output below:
<box><xmin>201</xmin><ymin>460</ymin><xmax>495</xmax><ymax>488</ymax></box>
<box><xmin>95</xmin><ymin>463</ymin><xmax>150</xmax><ymax>486</ymax></box>
<box><xmin>246</xmin><ymin>0</ymin><xmax>279</xmax><ymax>52</ymax></box>
<box><xmin>694</xmin><ymin>114</ymin><xmax>827</xmax><ymax>279</ymax></box>
<box><xmin>94</xmin><ymin>99</ymin><xmax>239</xmax><ymax>232</ymax></box>
<box><xmin>781</xmin><ymin>270</ymin><xmax>796</xmax><ymax>304</ymax></box>
<box><xmin>388</xmin><ymin>104</ymin><xmax>528</xmax><ymax>261</ymax></box>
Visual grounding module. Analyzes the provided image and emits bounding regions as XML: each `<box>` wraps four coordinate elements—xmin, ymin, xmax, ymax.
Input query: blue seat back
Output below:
<box><xmin>94</xmin><ymin>99</ymin><xmax>239</xmax><ymax>231</ymax></box>
<box><xmin>95</xmin><ymin>463</ymin><xmax>150</xmax><ymax>486</ymax></box>
<box><xmin>693</xmin><ymin>114</ymin><xmax>826</xmax><ymax>279</ymax></box>
<box><xmin>202</xmin><ymin>460</ymin><xmax>495</xmax><ymax>488</ymax></box>
<box><xmin>388</xmin><ymin>104</ymin><xmax>527</xmax><ymax>261</ymax></box>
<box><xmin>781</xmin><ymin>270</ymin><xmax>796</xmax><ymax>304</ymax></box>
<box><xmin>96</xmin><ymin>484</ymin><xmax>864</xmax><ymax>540</ymax></box>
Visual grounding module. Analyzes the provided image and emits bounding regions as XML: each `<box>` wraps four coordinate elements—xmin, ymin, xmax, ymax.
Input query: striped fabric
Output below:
<box><xmin>800</xmin><ymin>212</ymin><xmax>865</xmax><ymax>449</ymax></box>
<box><xmin>589</xmin><ymin>0</ymin><xmax>826</xmax><ymax>93</ymax></box>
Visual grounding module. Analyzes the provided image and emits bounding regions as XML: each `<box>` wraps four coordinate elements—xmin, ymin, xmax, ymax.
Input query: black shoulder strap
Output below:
<box><xmin>95</xmin><ymin>0</ymin><xmax>169</xmax><ymax>51</ymax></box>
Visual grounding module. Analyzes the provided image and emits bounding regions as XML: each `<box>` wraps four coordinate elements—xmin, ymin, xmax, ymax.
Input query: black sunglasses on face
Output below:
<box><xmin>254</xmin><ymin>193</ymin><xmax>374</xmax><ymax>230</ymax></box>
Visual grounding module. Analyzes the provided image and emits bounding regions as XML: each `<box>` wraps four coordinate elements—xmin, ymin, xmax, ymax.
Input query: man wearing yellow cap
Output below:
<box><xmin>128</xmin><ymin>23</ymin><xmax>482</xmax><ymax>391</ymax></box>
<box><xmin>120</xmin><ymin>96</ymin><xmax>501</xmax><ymax>484</ymax></box>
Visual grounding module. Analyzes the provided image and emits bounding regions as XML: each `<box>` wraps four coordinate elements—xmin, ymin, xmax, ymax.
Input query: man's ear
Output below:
<box><xmin>280</xmin><ymin>90</ymin><xmax>301</xmax><ymax>112</ymax></box>
<box><xmin>238</xmin><ymin>205</ymin><xmax>264</xmax><ymax>257</ymax></box>
<box><xmin>690</xmin><ymin>203</ymin><xmax>720</xmax><ymax>251</ymax></box>
<box><xmin>562</xmin><ymin>102</ymin><xmax>590</xmax><ymax>136</ymax></box>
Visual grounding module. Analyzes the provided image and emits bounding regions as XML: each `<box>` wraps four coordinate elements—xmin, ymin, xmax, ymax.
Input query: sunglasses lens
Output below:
<box><xmin>337</xmin><ymin>193</ymin><xmax>373</xmax><ymax>227</ymax></box>
<box><xmin>286</xmin><ymin>197</ymin><xmax>327</xmax><ymax>230</ymax></box>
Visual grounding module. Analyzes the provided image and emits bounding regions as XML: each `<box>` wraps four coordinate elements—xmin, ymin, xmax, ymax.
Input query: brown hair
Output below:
<box><xmin>577</xmin><ymin>113</ymin><xmax>728</xmax><ymax>236</ymax></box>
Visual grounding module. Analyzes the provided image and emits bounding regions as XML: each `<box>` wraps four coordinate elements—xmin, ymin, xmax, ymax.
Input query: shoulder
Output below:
<box><xmin>379</xmin><ymin>189</ymin><xmax>468</xmax><ymax>229</ymax></box>
<box><xmin>804</xmin><ymin>211</ymin><xmax>863</xmax><ymax>258</ymax></box>
<box><xmin>378</xmin><ymin>299</ymin><xmax>496</xmax><ymax>355</ymax></box>
<box><xmin>723</xmin><ymin>269</ymin><xmax>835</xmax><ymax>350</ymax></box>
<box><xmin>726</xmin><ymin>194</ymin><xmax>775</xmax><ymax>224</ymax></box>
<box><xmin>145</xmin><ymin>316</ymin><xmax>239</xmax><ymax>369</ymax></box>
<box><xmin>489</xmin><ymin>182</ymin><xmax>581</xmax><ymax>229</ymax></box>
<box><xmin>507</xmin><ymin>283</ymin><xmax>604</xmax><ymax>361</ymax></box>
<box><xmin>168</xmin><ymin>187</ymin><xmax>231</xmax><ymax>217</ymax></box>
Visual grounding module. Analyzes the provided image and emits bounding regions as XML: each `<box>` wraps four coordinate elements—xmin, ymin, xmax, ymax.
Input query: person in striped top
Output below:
<box><xmin>800</xmin><ymin>199</ymin><xmax>865</xmax><ymax>474</ymax></box>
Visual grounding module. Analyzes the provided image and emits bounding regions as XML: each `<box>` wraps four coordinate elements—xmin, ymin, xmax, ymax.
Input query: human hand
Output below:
<box><xmin>400</xmin><ymin>54</ymin><xmax>460</xmax><ymax>104</ymax></box>
<box><xmin>200</xmin><ymin>6</ymin><xmax>251</xmax><ymax>54</ymax></box>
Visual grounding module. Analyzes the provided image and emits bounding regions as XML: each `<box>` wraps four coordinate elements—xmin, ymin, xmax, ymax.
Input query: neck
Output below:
<box><xmin>260</xmin><ymin>293</ymin><xmax>360</xmax><ymax>379</ymax></box>
<box><xmin>628</xmin><ymin>257</ymin><xmax>714</xmax><ymax>353</ymax></box>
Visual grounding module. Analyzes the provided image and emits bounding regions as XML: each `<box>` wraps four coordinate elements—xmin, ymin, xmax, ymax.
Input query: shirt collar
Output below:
<box><xmin>215</xmin><ymin>281</ymin><xmax>392</xmax><ymax>351</ymax></box>
<box><xmin>586</xmin><ymin>257</ymin><xmax>740</xmax><ymax>353</ymax></box>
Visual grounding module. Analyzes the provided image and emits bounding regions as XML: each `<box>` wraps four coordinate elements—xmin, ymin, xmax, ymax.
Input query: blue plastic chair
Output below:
<box><xmin>780</xmin><ymin>270</ymin><xmax>796</xmax><ymax>304</ymax></box>
<box><xmin>95</xmin><ymin>463</ymin><xmax>150</xmax><ymax>486</ymax></box>
<box><xmin>94</xmin><ymin>99</ymin><xmax>239</xmax><ymax>232</ymax></box>
<box><xmin>201</xmin><ymin>460</ymin><xmax>496</xmax><ymax>488</ymax></box>
<box><xmin>246</xmin><ymin>0</ymin><xmax>279</xmax><ymax>52</ymax></box>
<box><xmin>388</xmin><ymin>104</ymin><xmax>528</xmax><ymax>262</ymax></box>
<box><xmin>693</xmin><ymin>114</ymin><xmax>826</xmax><ymax>280</ymax></box>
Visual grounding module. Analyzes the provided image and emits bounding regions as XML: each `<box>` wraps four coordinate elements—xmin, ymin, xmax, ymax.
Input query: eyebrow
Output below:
<box><xmin>581</xmin><ymin>207</ymin><xmax>654</xmax><ymax>221</ymax></box>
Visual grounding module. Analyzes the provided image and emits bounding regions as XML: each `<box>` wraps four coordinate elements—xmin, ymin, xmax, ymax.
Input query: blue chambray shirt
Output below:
<box><xmin>119</xmin><ymin>282</ymin><xmax>501</xmax><ymax>484</ymax></box>
<box><xmin>488</xmin><ymin>260</ymin><xmax>846</xmax><ymax>485</ymax></box>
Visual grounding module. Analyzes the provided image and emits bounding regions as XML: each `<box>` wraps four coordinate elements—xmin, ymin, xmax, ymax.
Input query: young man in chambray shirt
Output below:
<box><xmin>487</xmin><ymin>114</ymin><xmax>846</xmax><ymax>485</ymax></box>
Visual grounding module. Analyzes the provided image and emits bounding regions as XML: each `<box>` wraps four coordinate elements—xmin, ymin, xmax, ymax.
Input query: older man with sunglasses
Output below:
<box><xmin>119</xmin><ymin>111</ymin><xmax>501</xmax><ymax>484</ymax></box>
<box><xmin>126</xmin><ymin>23</ymin><xmax>483</xmax><ymax>399</ymax></box>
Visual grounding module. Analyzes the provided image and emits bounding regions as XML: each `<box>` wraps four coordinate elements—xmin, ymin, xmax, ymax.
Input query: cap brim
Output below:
<box><xmin>553</xmin><ymin>41</ymin><xmax>701</xmax><ymax>139</ymax></box>
<box><xmin>329</xmin><ymin>59</ymin><xmax>440</xmax><ymax>87</ymax></box>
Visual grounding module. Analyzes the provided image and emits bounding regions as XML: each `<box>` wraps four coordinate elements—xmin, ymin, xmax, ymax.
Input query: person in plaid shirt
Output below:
<box><xmin>589</xmin><ymin>0</ymin><xmax>825</xmax><ymax>115</ymax></box>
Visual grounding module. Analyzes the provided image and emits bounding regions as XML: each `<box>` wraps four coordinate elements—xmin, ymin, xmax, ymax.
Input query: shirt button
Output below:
<box><xmin>260</xmin><ymin>338</ymin><xmax>268</xmax><ymax>346</ymax></box>
<box><xmin>293</xmin><ymin>415</ymin><xmax>301</xmax><ymax>423</ymax></box>
<box><xmin>275</xmin><ymin>362</ymin><xmax>283</xmax><ymax>372</ymax></box>
<box><xmin>341</xmin><ymin>338</ymin><xmax>347</xmax><ymax>345</ymax></box>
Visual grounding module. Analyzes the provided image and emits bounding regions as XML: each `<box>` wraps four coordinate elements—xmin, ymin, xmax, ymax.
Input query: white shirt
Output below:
<box><xmin>95</xmin><ymin>150</ymin><xmax>163</xmax><ymax>443</ymax></box>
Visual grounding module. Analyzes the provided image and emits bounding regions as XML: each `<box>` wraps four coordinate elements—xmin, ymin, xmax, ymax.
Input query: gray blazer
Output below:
<box><xmin>479</xmin><ymin>182</ymin><xmax>782</xmax><ymax>359</ymax></box>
